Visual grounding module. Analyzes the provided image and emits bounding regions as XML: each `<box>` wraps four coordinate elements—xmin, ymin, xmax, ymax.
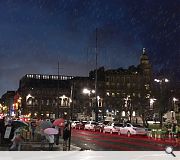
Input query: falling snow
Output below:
<box><xmin>0</xmin><ymin>0</ymin><xmax>179</xmax><ymax>95</ymax></box>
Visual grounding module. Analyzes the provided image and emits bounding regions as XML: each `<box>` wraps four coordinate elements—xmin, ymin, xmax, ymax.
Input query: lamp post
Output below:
<box><xmin>154</xmin><ymin>78</ymin><xmax>169</xmax><ymax>126</ymax></box>
<box><xmin>172</xmin><ymin>97</ymin><xmax>178</xmax><ymax>111</ymax></box>
<box><xmin>82</xmin><ymin>88</ymin><xmax>95</xmax><ymax>120</ymax></box>
<box><xmin>150</xmin><ymin>98</ymin><xmax>156</xmax><ymax>110</ymax></box>
<box><xmin>124</xmin><ymin>95</ymin><xmax>132</xmax><ymax>122</ymax></box>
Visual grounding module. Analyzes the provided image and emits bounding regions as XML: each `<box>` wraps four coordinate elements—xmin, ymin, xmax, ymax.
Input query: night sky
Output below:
<box><xmin>0</xmin><ymin>0</ymin><xmax>179</xmax><ymax>96</ymax></box>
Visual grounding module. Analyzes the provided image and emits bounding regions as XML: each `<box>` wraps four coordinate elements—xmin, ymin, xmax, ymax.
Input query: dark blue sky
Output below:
<box><xmin>0</xmin><ymin>0</ymin><xmax>180</xmax><ymax>96</ymax></box>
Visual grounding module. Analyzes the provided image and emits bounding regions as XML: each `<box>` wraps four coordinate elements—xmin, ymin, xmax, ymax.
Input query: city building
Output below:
<box><xmin>18</xmin><ymin>74</ymin><xmax>74</xmax><ymax>119</ymax></box>
<box><xmin>1</xmin><ymin>91</ymin><xmax>16</xmax><ymax>116</ymax></box>
<box><xmin>89</xmin><ymin>48</ymin><xmax>153</xmax><ymax>123</ymax></box>
<box><xmin>2</xmin><ymin>48</ymin><xmax>159</xmax><ymax>124</ymax></box>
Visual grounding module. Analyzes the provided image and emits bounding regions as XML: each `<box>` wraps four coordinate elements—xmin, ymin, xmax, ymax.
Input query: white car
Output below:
<box><xmin>84</xmin><ymin>121</ymin><xmax>98</xmax><ymax>131</ymax></box>
<box><xmin>119</xmin><ymin>123</ymin><xmax>147</xmax><ymax>136</ymax></box>
<box><xmin>103</xmin><ymin>122</ymin><xmax>123</xmax><ymax>134</ymax></box>
<box><xmin>71</xmin><ymin>121</ymin><xmax>80</xmax><ymax>128</ymax></box>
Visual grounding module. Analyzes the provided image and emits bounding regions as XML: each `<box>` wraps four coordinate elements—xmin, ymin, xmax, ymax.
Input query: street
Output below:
<box><xmin>71</xmin><ymin>129</ymin><xmax>180</xmax><ymax>151</ymax></box>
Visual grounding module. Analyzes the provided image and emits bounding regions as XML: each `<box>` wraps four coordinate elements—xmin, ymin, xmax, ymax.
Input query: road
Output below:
<box><xmin>71</xmin><ymin>129</ymin><xmax>180</xmax><ymax>151</ymax></box>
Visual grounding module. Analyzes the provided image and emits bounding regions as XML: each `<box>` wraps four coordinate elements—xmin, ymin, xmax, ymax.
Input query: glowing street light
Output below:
<box><xmin>173</xmin><ymin>97</ymin><xmax>178</xmax><ymax>102</ymax></box>
<box><xmin>150</xmin><ymin>98</ymin><xmax>156</xmax><ymax>110</ymax></box>
<box><xmin>154</xmin><ymin>78</ymin><xmax>169</xmax><ymax>126</ymax></box>
<box><xmin>154</xmin><ymin>78</ymin><xmax>169</xmax><ymax>84</ymax></box>
<box><xmin>83</xmin><ymin>88</ymin><xmax>95</xmax><ymax>96</ymax></box>
<box><xmin>172</xmin><ymin>97</ymin><xmax>179</xmax><ymax>112</ymax></box>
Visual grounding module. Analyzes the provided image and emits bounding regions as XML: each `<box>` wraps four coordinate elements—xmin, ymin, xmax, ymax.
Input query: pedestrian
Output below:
<box><xmin>55</xmin><ymin>126</ymin><xmax>61</xmax><ymax>145</ymax></box>
<box><xmin>63</xmin><ymin>123</ymin><xmax>70</xmax><ymax>151</ymax></box>
<box><xmin>31</xmin><ymin>121</ymin><xmax>37</xmax><ymax>141</ymax></box>
<box><xmin>9</xmin><ymin>129</ymin><xmax>24</xmax><ymax>151</ymax></box>
<box><xmin>46</xmin><ymin>134</ymin><xmax>54</xmax><ymax>151</ymax></box>
<box><xmin>4</xmin><ymin>120</ymin><xmax>15</xmax><ymax>146</ymax></box>
<box><xmin>40</xmin><ymin>129</ymin><xmax>46</xmax><ymax>150</ymax></box>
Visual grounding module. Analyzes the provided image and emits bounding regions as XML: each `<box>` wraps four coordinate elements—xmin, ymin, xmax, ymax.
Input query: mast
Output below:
<box><xmin>95</xmin><ymin>28</ymin><xmax>98</xmax><ymax>122</ymax></box>
<box><xmin>57</xmin><ymin>61</ymin><xmax>60</xmax><ymax>118</ymax></box>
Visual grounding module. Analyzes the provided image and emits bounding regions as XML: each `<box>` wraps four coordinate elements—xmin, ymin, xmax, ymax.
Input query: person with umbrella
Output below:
<box><xmin>44</xmin><ymin>128</ymin><xmax>58</xmax><ymax>151</ymax></box>
<box><xmin>9</xmin><ymin>128</ymin><xmax>24</xmax><ymax>151</ymax></box>
<box><xmin>4</xmin><ymin>120</ymin><xmax>15</xmax><ymax>145</ymax></box>
<box><xmin>53</xmin><ymin>118</ymin><xmax>64</xmax><ymax>145</ymax></box>
<box><xmin>39</xmin><ymin>117</ymin><xmax>53</xmax><ymax>149</ymax></box>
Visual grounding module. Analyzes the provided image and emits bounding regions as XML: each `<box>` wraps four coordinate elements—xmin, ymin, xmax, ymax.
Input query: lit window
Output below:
<box><xmin>106</xmin><ymin>92</ymin><xmax>110</xmax><ymax>96</ymax></box>
<box><xmin>35</xmin><ymin>99</ymin><xmax>38</xmax><ymax>105</ymax></box>
<box><xmin>27</xmin><ymin>98</ymin><xmax>32</xmax><ymax>105</ymax></box>
<box><xmin>36</xmin><ymin>75</ymin><xmax>40</xmax><ymax>79</ymax></box>
<box><xmin>112</xmin><ymin>93</ymin><xmax>115</xmax><ymax>97</ymax></box>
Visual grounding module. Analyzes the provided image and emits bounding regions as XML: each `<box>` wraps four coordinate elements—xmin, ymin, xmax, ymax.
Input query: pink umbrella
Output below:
<box><xmin>53</xmin><ymin>118</ymin><xmax>65</xmax><ymax>127</ymax></box>
<box><xmin>44</xmin><ymin>128</ymin><xmax>59</xmax><ymax>135</ymax></box>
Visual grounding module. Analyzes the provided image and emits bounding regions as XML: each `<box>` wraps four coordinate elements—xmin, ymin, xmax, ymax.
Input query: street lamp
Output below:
<box><xmin>150</xmin><ymin>98</ymin><xmax>156</xmax><ymax>110</ymax></box>
<box><xmin>82</xmin><ymin>88</ymin><xmax>95</xmax><ymax>120</ymax></box>
<box><xmin>154</xmin><ymin>78</ymin><xmax>169</xmax><ymax>126</ymax></box>
<box><xmin>172</xmin><ymin>97</ymin><xmax>179</xmax><ymax>112</ymax></box>
<box><xmin>83</xmin><ymin>88</ymin><xmax>95</xmax><ymax>96</ymax></box>
<box><xmin>124</xmin><ymin>95</ymin><xmax>132</xmax><ymax>122</ymax></box>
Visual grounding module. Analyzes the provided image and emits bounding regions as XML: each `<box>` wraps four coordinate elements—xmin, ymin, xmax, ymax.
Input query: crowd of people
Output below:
<box><xmin>0</xmin><ymin>117</ymin><xmax>71</xmax><ymax>151</ymax></box>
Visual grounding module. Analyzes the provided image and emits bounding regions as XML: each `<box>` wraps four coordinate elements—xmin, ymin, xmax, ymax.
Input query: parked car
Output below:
<box><xmin>71</xmin><ymin>121</ymin><xmax>80</xmax><ymax>128</ymax></box>
<box><xmin>94</xmin><ymin>121</ymin><xmax>111</xmax><ymax>132</ymax></box>
<box><xmin>119</xmin><ymin>123</ymin><xmax>147</xmax><ymax>136</ymax></box>
<box><xmin>93</xmin><ymin>123</ymin><xmax>104</xmax><ymax>132</ymax></box>
<box><xmin>75</xmin><ymin>121</ymin><xmax>87</xmax><ymax>130</ymax></box>
<box><xmin>103</xmin><ymin>122</ymin><xmax>124</xmax><ymax>134</ymax></box>
<box><xmin>84</xmin><ymin>121</ymin><xmax>98</xmax><ymax>131</ymax></box>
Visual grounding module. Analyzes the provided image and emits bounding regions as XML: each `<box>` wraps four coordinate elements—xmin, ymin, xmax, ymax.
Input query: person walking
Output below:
<box><xmin>30</xmin><ymin>121</ymin><xmax>37</xmax><ymax>141</ymax></box>
<box><xmin>55</xmin><ymin>126</ymin><xmax>61</xmax><ymax>145</ymax></box>
<box><xmin>9</xmin><ymin>129</ymin><xmax>24</xmax><ymax>151</ymax></box>
<box><xmin>46</xmin><ymin>134</ymin><xmax>54</xmax><ymax>151</ymax></box>
<box><xmin>4</xmin><ymin>120</ymin><xmax>15</xmax><ymax>146</ymax></box>
<box><xmin>63</xmin><ymin>123</ymin><xmax>70</xmax><ymax>151</ymax></box>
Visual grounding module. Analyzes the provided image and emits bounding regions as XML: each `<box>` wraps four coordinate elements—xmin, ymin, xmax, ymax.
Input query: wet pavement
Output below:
<box><xmin>71</xmin><ymin>129</ymin><xmax>180</xmax><ymax>151</ymax></box>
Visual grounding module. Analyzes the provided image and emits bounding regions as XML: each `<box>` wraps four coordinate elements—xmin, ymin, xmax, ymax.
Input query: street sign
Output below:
<box><xmin>4</xmin><ymin>126</ymin><xmax>12</xmax><ymax>139</ymax></box>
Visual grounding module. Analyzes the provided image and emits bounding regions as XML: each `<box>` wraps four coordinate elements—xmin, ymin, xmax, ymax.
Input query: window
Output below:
<box><xmin>36</xmin><ymin>75</ymin><xmax>41</xmax><ymax>79</ymax></box>
<box><xmin>47</xmin><ymin>100</ymin><xmax>49</xmax><ymax>105</ymax></box>
<box><xmin>27</xmin><ymin>99</ymin><xmax>32</xmax><ymax>105</ymax></box>
<box><xmin>35</xmin><ymin>99</ymin><xmax>38</xmax><ymax>105</ymax></box>
<box><xmin>43</xmin><ymin>75</ymin><xmax>49</xmax><ymax>79</ymax></box>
